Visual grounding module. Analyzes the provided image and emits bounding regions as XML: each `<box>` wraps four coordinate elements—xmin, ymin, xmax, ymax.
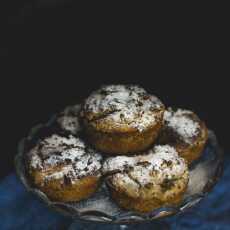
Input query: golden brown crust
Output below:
<box><xmin>80</xmin><ymin>85</ymin><xmax>165</xmax><ymax>154</ymax></box>
<box><xmin>110</xmin><ymin>181</ymin><xmax>187</xmax><ymax>213</ymax></box>
<box><xmin>174</xmin><ymin>122</ymin><xmax>208</xmax><ymax>164</ymax></box>
<box><xmin>103</xmin><ymin>145</ymin><xmax>189</xmax><ymax>213</ymax></box>
<box><xmin>30</xmin><ymin>168</ymin><xmax>100</xmax><ymax>202</ymax></box>
<box><xmin>158</xmin><ymin>108</ymin><xmax>208</xmax><ymax>164</ymax></box>
<box><xmin>26</xmin><ymin>134</ymin><xmax>102</xmax><ymax>202</ymax></box>
<box><xmin>83</xmin><ymin>114</ymin><xmax>163</xmax><ymax>154</ymax></box>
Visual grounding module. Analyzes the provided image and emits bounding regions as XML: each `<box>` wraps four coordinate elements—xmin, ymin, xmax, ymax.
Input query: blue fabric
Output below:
<box><xmin>0</xmin><ymin>156</ymin><xmax>229</xmax><ymax>230</ymax></box>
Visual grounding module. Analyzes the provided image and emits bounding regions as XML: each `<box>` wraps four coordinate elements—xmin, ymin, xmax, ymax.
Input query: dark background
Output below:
<box><xmin>1</xmin><ymin>1</ymin><xmax>229</xmax><ymax>179</ymax></box>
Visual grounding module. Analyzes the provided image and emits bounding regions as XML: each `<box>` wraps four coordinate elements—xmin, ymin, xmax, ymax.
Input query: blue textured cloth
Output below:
<box><xmin>0</xmin><ymin>156</ymin><xmax>229</xmax><ymax>230</ymax></box>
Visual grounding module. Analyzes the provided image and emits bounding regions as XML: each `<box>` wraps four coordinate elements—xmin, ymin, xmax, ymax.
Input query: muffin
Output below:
<box><xmin>158</xmin><ymin>108</ymin><xmax>208</xmax><ymax>164</ymax></box>
<box><xmin>102</xmin><ymin>145</ymin><xmax>189</xmax><ymax>213</ymax></box>
<box><xmin>55</xmin><ymin>104</ymin><xmax>81</xmax><ymax>135</ymax></box>
<box><xmin>80</xmin><ymin>85</ymin><xmax>165</xmax><ymax>154</ymax></box>
<box><xmin>26</xmin><ymin>134</ymin><xmax>103</xmax><ymax>202</ymax></box>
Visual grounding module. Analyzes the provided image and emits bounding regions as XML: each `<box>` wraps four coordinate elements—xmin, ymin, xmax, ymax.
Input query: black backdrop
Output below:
<box><xmin>1</xmin><ymin>1</ymin><xmax>229</xmax><ymax>179</ymax></box>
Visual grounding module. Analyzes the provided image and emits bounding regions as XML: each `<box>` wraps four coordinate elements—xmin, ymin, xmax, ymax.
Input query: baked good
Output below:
<box><xmin>80</xmin><ymin>85</ymin><xmax>165</xmax><ymax>154</ymax></box>
<box><xmin>158</xmin><ymin>108</ymin><xmax>208</xmax><ymax>164</ymax></box>
<box><xmin>22</xmin><ymin>86</ymin><xmax>210</xmax><ymax>213</ymax></box>
<box><xmin>55</xmin><ymin>104</ymin><xmax>81</xmax><ymax>135</ymax></box>
<box><xmin>102</xmin><ymin>145</ymin><xmax>189</xmax><ymax>212</ymax></box>
<box><xmin>26</xmin><ymin>134</ymin><xmax>103</xmax><ymax>202</ymax></box>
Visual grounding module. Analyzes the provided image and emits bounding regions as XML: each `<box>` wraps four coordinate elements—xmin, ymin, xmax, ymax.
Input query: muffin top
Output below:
<box><xmin>163</xmin><ymin>108</ymin><xmax>203</xmax><ymax>145</ymax></box>
<box><xmin>81</xmin><ymin>85</ymin><xmax>165</xmax><ymax>132</ymax></box>
<box><xmin>102</xmin><ymin>145</ymin><xmax>188</xmax><ymax>198</ymax></box>
<box><xmin>27</xmin><ymin>134</ymin><xmax>102</xmax><ymax>184</ymax></box>
<box><xmin>56</xmin><ymin>104</ymin><xmax>81</xmax><ymax>135</ymax></box>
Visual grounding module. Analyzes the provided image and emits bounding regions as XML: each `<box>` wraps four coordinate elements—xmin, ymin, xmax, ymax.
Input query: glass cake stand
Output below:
<box><xmin>15</xmin><ymin>119</ymin><xmax>223</xmax><ymax>229</ymax></box>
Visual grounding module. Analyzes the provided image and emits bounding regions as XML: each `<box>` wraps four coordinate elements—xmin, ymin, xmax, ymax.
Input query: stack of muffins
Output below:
<box><xmin>25</xmin><ymin>85</ymin><xmax>208</xmax><ymax>213</ymax></box>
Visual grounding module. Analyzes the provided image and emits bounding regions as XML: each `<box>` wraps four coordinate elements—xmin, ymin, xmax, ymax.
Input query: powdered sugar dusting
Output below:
<box><xmin>57</xmin><ymin>104</ymin><xmax>81</xmax><ymax>134</ymax></box>
<box><xmin>27</xmin><ymin>134</ymin><xmax>102</xmax><ymax>184</ymax></box>
<box><xmin>102</xmin><ymin>156</ymin><xmax>136</xmax><ymax>173</ymax></box>
<box><xmin>102</xmin><ymin>145</ymin><xmax>187</xmax><ymax>187</ymax></box>
<box><xmin>82</xmin><ymin>85</ymin><xmax>164</xmax><ymax>132</ymax></box>
<box><xmin>164</xmin><ymin>108</ymin><xmax>200</xmax><ymax>144</ymax></box>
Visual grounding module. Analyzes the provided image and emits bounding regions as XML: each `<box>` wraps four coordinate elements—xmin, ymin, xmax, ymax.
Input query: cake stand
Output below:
<box><xmin>15</xmin><ymin>119</ymin><xmax>223</xmax><ymax>229</ymax></box>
